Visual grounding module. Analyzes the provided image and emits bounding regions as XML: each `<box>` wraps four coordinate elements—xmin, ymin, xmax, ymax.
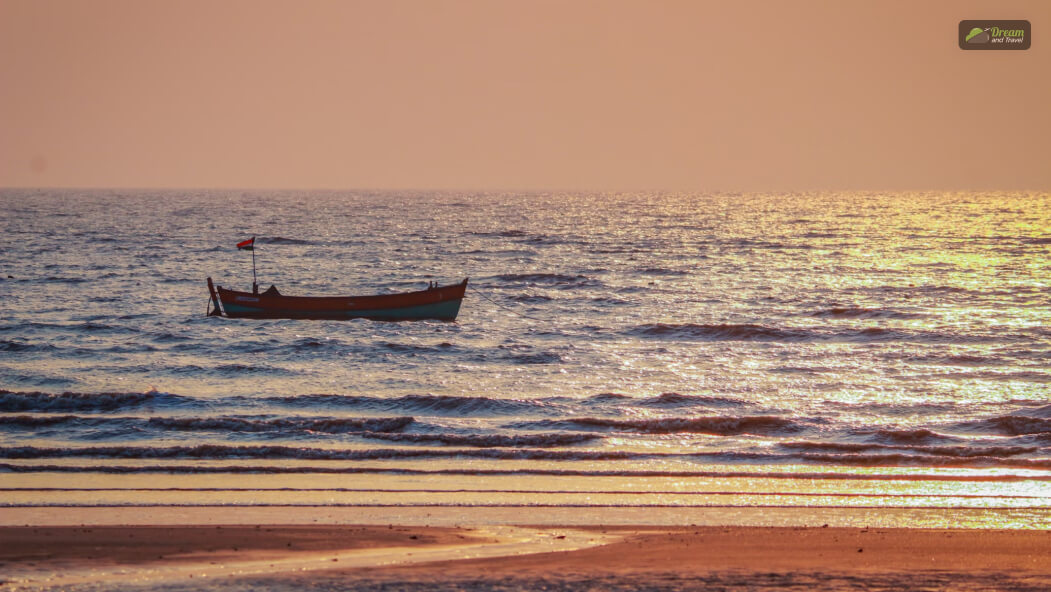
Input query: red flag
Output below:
<box><xmin>237</xmin><ymin>237</ymin><xmax>255</xmax><ymax>251</ymax></box>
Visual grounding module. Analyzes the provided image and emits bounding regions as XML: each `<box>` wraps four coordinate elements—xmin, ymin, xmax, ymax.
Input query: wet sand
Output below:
<box><xmin>377</xmin><ymin>526</ymin><xmax>1051</xmax><ymax>588</ymax></box>
<box><xmin>0</xmin><ymin>524</ymin><xmax>482</xmax><ymax>566</ymax></box>
<box><xmin>2</xmin><ymin>523</ymin><xmax>1049</xmax><ymax>591</ymax></box>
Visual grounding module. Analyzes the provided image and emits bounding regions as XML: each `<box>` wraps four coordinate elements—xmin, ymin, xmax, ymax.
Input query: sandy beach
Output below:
<box><xmin>2</xmin><ymin>517</ymin><xmax>1049</xmax><ymax>591</ymax></box>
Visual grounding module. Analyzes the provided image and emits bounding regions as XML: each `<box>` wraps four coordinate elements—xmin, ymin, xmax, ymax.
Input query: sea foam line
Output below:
<box><xmin>2</xmin><ymin>463</ymin><xmax>1047</xmax><ymax>481</ymax></box>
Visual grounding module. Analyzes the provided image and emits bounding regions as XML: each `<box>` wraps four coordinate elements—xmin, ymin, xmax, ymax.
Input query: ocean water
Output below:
<box><xmin>1</xmin><ymin>189</ymin><xmax>1049</xmax><ymax>525</ymax></box>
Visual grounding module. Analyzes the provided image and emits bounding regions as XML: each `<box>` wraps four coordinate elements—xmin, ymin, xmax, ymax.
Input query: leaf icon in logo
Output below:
<box><xmin>965</xmin><ymin>27</ymin><xmax>990</xmax><ymax>43</ymax></box>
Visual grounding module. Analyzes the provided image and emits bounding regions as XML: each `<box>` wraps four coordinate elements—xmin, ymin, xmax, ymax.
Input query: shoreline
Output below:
<box><xmin>2</xmin><ymin>522</ymin><xmax>1049</xmax><ymax>591</ymax></box>
<box><xmin>2</xmin><ymin>504</ymin><xmax>1048</xmax><ymax>529</ymax></box>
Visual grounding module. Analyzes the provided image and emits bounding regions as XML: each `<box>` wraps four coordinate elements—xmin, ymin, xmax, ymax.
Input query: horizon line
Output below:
<box><xmin>2</xmin><ymin>186</ymin><xmax>1049</xmax><ymax>195</ymax></box>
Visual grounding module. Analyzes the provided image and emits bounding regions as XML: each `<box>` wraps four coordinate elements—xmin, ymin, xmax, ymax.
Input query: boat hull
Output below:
<box><xmin>208</xmin><ymin>278</ymin><xmax>467</xmax><ymax>321</ymax></box>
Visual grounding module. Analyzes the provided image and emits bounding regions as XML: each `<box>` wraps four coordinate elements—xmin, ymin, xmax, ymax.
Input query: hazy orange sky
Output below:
<box><xmin>1</xmin><ymin>0</ymin><xmax>1048</xmax><ymax>191</ymax></box>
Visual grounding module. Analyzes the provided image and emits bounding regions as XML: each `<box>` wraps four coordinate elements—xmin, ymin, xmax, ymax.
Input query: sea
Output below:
<box><xmin>1</xmin><ymin>189</ymin><xmax>1049</xmax><ymax>528</ymax></box>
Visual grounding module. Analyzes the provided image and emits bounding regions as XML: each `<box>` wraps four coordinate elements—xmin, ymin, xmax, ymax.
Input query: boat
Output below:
<box><xmin>207</xmin><ymin>277</ymin><xmax>468</xmax><ymax>321</ymax></box>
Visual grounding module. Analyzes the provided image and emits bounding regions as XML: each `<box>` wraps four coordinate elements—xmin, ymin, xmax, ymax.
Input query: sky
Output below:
<box><xmin>1</xmin><ymin>0</ymin><xmax>1048</xmax><ymax>192</ymax></box>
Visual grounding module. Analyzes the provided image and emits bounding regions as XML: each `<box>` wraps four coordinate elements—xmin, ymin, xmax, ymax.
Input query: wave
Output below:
<box><xmin>613</xmin><ymin>285</ymin><xmax>680</xmax><ymax>294</ymax></box>
<box><xmin>836</xmin><ymin>401</ymin><xmax>960</xmax><ymax>416</ymax></box>
<box><xmin>851</xmin><ymin>427</ymin><xmax>961</xmax><ymax>445</ymax></box>
<box><xmin>470</xmin><ymin>230</ymin><xmax>530</xmax><ymax>238</ymax></box>
<box><xmin>468</xmin><ymin>230</ymin><xmax>568</xmax><ymax>244</ymax></box>
<box><xmin>361</xmin><ymin>432</ymin><xmax>601</xmax><ymax>448</ymax></box>
<box><xmin>808</xmin><ymin>306</ymin><xmax>925</xmax><ymax>320</ymax></box>
<box><xmin>496</xmin><ymin>273</ymin><xmax>582</xmax><ymax>283</ymax></box>
<box><xmin>493</xmin><ymin>273</ymin><xmax>601</xmax><ymax>287</ymax></box>
<box><xmin>77</xmin><ymin>322</ymin><xmax>140</xmax><ymax>334</ymax></box>
<box><xmin>0</xmin><ymin>414</ymin><xmax>90</xmax><ymax>427</ymax></box>
<box><xmin>0</xmin><ymin>321</ymin><xmax>67</xmax><ymax>333</ymax></box>
<box><xmin>716</xmin><ymin>238</ymin><xmax>788</xmax><ymax>249</ymax></box>
<box><xmin>1013</xmin><ymin>404</ymin><xmax>1051</xmax><ymax>419</ymax></box>
<box><xmin>0</xmin><ymin>340</ymin><xmax>56</xmax><ymax>353</ymax></box>
<box><xmin>504</xmin><ymin>351</ymin><xmax>563</xmax><ymax>365</ymax></box>
<box><xmin>637</xmin><ymin>267</ymin><xmax>689</xmax><ymax>276</ymax></box>
<box><xmin>512</xmin><ymin>416</ymin><xmax>802</xmax><ymax>436</ymax></box>
<box><xmin>585</xmin><ymin>393</ymin><xmax>631</xmax><ymax>405</ymax></box>
<box><xmin>259</xmin><ymin>236</ymin><xmax>314</xmax><ymax>245</ymax></box>
<box><xmin>289</xmin><ymin>337</ymin><xmax>348</xmax><ymax>351</ymax></box>
<box><xmin>146</xmin><ymin>331</ymin><xmax>193</xmax><ymax>343</ymax></box>
<box><xmin>507</xmin><ymin>294</ymin><xmax>554</xmax><ymax>303</ymax></box>
<box><xmin>924</xmin><ymin>370</ymin><xmax>1051</xmax><ymax>383</ymax></box>
<box><xmin>0</xmin><ymin>389</ymin><xmax>572</xmax><ymax>419</ymax></box>
<box><xmin>263</xmin><ymin>393</ymin><xmax>561</xmax><ymax>417</ymax></box>
<box><xmin>146</xmin><ymin>416</ymin><xmax>414</xmax><ymax>434</ymax></box>
<box><xmin>941</xmin><ymin>354</ymin><xmax>1011</xmax><ymax>366</ymax></box>
<box><xmin>3</xmin><ymin>463</ymin><xmax>1046</xmax><ymax>480</ymax></box>
<box><xmin>857</xmin><ymin>285</ymin><xmax>1017</xmax><ymax>298</ymax></box>
<box><xmin>0</xmin><ymin>444</ymin><xmax>641</xmax><ymax>462</ymax></box>
<box><xmin>0</xmin><ymin>413</ymin><xmax>423</xmax><ymax>438</ymax></box>
<box><xmin>630</xmin><ymin>323</ymin><xmax>811</xmax><ymax>341</ymax></box>
<box><xmin>795</xmin><ymin>452</ymin><xmax>1051</xmax><ymax>470</ymax></box>
<box><xmin>210</xmin><ymin>363</ymin><xmax>302</xmax><ymax>376</ymax></box>
<box><xmin>0</xmin><ymin>390</ymin><xmax>197</xmax><ymax>412</ymax></box>
<box><xmin>954</xmin><ymin>415</ymin><xmax>1051</xmax><ymax>436</ymax></box>
<box><xmin>5</xmin><ymin>444</ymin><xmax>1048</xmax><ymax>469</ymax></box>
<box><xmin>893</xmin><ymin>353</ymin><xmax>1006</xmax><ymax>367</ymax></box>
<box><xmin>780</xmin><ymin>441</ymin><xmax>1041</xmax><ymax>458</ymax></box>
<box><xmin>461</xmin><ymin>248</ymin><xmax>538</xmax><ymax>258</ymax></box>
<box><xmin>634</xmin><ymin>393</ymin><xmax>751</xmax><ymax>408</ymax></box>
<box><xmin>770</xmin><ymin>366</ymin><xmax>832</xmax><ymax>375</ymax></box>
<box><xmin>101</xmin><ymin>343</ymin><xmax>159</xmax><ymax>354</ymax></box>
<box><xmin>382</xmin><ymin>341</ymin><xmax>455</xmax><ymax>354</ymax></box>
<box><xmin>628</xmin><ymin>323</ymin><xmax>996</xmax><ymax>344</ymax></box>
<box><xmin>590</xmin><ymin>296</ymin><xmax>631</xmax><ymax>305</ymax></box>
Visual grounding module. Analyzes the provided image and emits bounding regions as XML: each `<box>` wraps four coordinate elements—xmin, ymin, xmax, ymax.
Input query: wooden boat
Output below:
<box><xmin>207</xmin><ymin>277</ymin><xmax>468</xmax><ymax>321</ymax></box>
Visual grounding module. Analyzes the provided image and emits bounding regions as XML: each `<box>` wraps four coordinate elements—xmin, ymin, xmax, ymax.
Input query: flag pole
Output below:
<box><xmin>237</xmin><ymin>236</ymin><xmax>258</xmax><ymax>292</ymax></box>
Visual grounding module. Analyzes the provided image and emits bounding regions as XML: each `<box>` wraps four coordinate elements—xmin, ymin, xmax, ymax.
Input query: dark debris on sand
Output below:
<box><xmin>135</xmin><ymin>571</ymin><xmax>1051</xmax><ymax>592</ymax></box>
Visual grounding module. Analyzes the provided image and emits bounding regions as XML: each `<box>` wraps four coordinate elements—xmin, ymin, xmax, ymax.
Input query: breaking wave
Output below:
<box><xmin>0</xmin><ymin>445</ymin><xmax>641</xmax><ymax>462</ymax></box>
<box><xmin>954</xmin><ymin>415</ymin><xmax>1051</xmax><ymax>436</ymax></box>
<box><xmin>146</xmin><ymin>416</ymin><xmax>415</xmax><ymax>434</ymax></box>
<box><xmin>511</xmin><ymin>416</ymin><xmax>803</xmax><ymax>436</ymax></box>
<box><xmin>850</xmin><ymin>427</ymin><xmax>962</xmax><ymax>445</ymax></box>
